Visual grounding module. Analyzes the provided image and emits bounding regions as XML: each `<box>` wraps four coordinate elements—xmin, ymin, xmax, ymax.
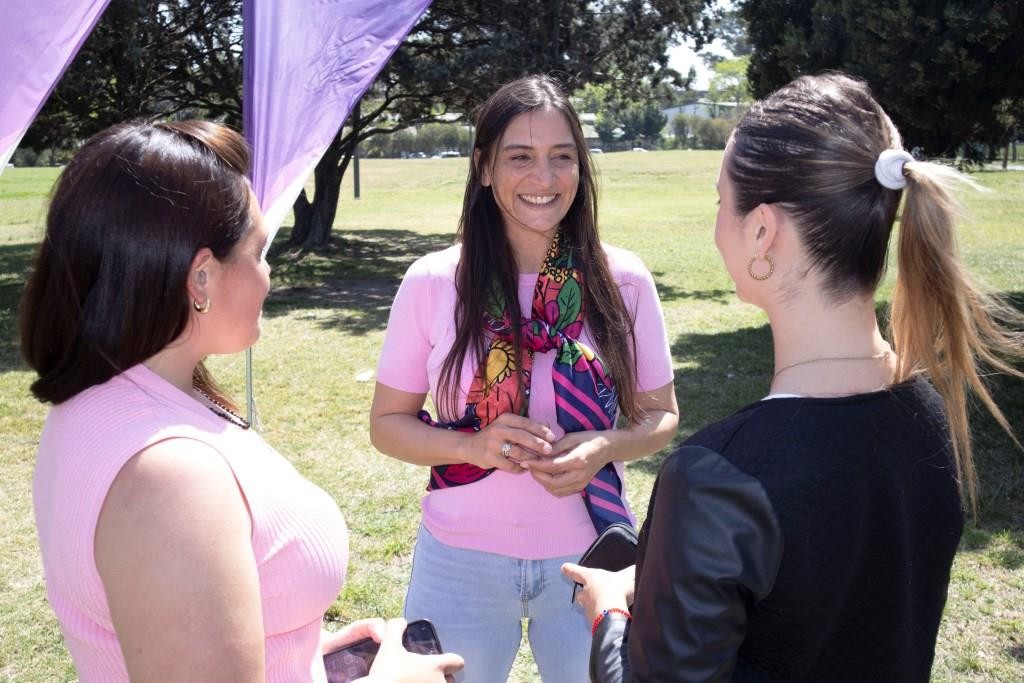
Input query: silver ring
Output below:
<box><xmin>501</xmin><ymin>441</ymin><xmax>513</xmax><ymax>459</ymax></box>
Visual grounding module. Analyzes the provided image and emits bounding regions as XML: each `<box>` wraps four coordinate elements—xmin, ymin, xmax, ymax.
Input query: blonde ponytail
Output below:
<box><xmin>891</xmin><ymin>162</ymin><xmax>1024</xmax><ymax>514</ymax></box>
<box><xmin>728</xmin><ymin>73</ymin><xmax>1023</xmax><ymax>516</ymax></box>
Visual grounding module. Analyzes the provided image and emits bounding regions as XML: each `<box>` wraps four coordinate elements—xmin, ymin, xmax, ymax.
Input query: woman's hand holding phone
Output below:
<box><xmin>561</xmin><ymin>563</ymin><xmax>634</xmax><ymax>624</ymax></box>
<box><xmin>321</xmin><ymin>618</ymin><xmax>387</xmax><ymax>655</ymax></box>
<box><xmin>361</xmin><ymin>618</ymin><xmax>463</xmax><ymax>683</ymax></box>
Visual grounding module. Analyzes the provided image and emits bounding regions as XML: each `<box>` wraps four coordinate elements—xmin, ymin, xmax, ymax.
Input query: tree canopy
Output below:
<box><xmin>288</xmin><ymin>0</ymin><xmax>716</xmax><ymax>249</ymax></box>
<box><xmin>740</xmin><ymin>0</ymin><xmax>1024</xmax><ymax>156</ymax></box>
<box><xmin>24</xmin><ymin>0</ymin><xmax>241</xmax><ymax>151</ymax></box>
<box><xmin>707</xmin><ymin>56</ymin><xmax>752</xmax><ymax>108</ymax></box>
<box><xmin>22</xmin><ymin>0</ymin><xmax>716</xmax><ymax>250</ymax></box>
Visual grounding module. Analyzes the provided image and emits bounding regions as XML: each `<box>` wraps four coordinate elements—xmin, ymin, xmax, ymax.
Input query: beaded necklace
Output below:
<box><xmin>194</xmin><ymin>386</ymin><xmax>251</xmax><ymax>430</ymax></box>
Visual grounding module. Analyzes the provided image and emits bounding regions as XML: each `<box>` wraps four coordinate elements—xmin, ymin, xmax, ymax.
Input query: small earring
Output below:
<box><xmin>193</xmin><ymin>298</ymin><xmax>211</xmax><ymax>313</ymax></box>
<box><xmin>747</xmin><ymin>254</ymin><xmax>774</xmax><ymax>281</ymax></box>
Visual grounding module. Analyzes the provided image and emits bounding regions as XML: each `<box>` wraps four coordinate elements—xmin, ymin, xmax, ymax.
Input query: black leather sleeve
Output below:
<box><xmin>610</xmin><ymin>445</ymin><xmax>783</xmax><ymax>682</ymax></box>
<box><xmin>590</xmin><ymin>613</ymin><xmax>632</xmax><ymax>683</ymax></box>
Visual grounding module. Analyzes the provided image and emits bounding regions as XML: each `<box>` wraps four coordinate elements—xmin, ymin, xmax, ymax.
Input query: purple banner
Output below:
<box><xmin>243</xmin><ymin>0</ymin><xmax>432</xmax><ymax>243</ymax></box>
<box><xmin>0</xmin><ymin>0</ymin><xmax>111</xmax><ymax>170</ymax></box>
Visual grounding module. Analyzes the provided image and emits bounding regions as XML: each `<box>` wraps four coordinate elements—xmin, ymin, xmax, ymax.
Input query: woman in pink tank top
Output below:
<box><xmin>21</xmin><ymin>120</ymin><xmax>461</xmax><ymax>682</ymax></box>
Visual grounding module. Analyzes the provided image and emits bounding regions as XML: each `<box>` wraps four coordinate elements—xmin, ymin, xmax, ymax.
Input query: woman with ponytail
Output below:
<box><xmin>565</xmin><ymin>73</ymin><xmax>1024</xmax><ymax>682</ymax></box>
<box><xmin>369</xmin><ymin>75</ymin><xmax>678</xmax><ymax>681</ymax></box>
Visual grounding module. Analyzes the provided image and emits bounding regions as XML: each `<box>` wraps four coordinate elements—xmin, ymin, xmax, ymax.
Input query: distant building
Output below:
<box><xmin>578</xmin><ymin>112</ymin><xmax>602</xmax><ymax>148</ymax></box>
<box><xmin>662</xmin><ymin>98</ymin><xmax>743</xmax><ymax>139</ymax></box>
<box><xmin>663</xmin><ymin>98</ymin><xmax>741</xmax><ymax>121</ymax></box>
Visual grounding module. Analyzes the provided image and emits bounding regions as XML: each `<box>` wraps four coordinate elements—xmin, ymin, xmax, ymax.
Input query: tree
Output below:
<box><xmin>740</xmin><ymin>0</ymin><xmax>1024</xmax><ymax>157</ymax></box>
<box><xmin>575</xmin><ymin>83</ymin><xmax>615</xmax><ymax>114</ymax></box>
<box><xmin>692</xmin><ymin>116</ymin><xmax>733</xmax><ymax>149</ymax></box>
<box><xmin>672</xmin><ymin>113</ymin><xmax>696</xmax><ymax>147</ymax></box>
<box><xmin>706</xmin><ymin>6</ymin><xmax>752</xmax><ymax>59</ymax></box>
<box><xmin>994</xmin><ymin>99</ymin><xmax>1024</xmax><ymax>168</ymax></box>
<box><xmin>578</xmin><ymin>80</ymin><xmax>675</xmax><ymax>150</ymax></box>
<box><xmin>24</xmin><ymin>0</ymin><xmax>242</xmax><ymax>150</ymax></box>
<box><xmin>287</xmin><ymin>0</ymin><xmax>717</xmax><ymax>249</ymax></box>
<box><xmin>413</xmin><ymin>123</ymin><xmax>468</xmax><ymax>156</ymax></box>
<box><xmin>620</xmin><ymin>104</ymin><xmax>668</xmax><ymax>147</ymax></box>
<box><xmin>595</xmin><ymin>112</ymin><xmax>620</xmax><ymax>146</ymax></box>
<box><xmin>707</xmin><ymin>56</ymin><xmax>752</xmax><ymax>115</ymax></box>
<box><xmin>24</xmin><ymin>0</ymin><xmax>716</xmax><ymax>250</ymax></box>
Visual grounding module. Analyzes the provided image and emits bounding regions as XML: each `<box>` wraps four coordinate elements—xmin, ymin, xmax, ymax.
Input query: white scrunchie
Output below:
<box><xmin>874</xmin><ymin>148</ymin><xmax>914</xmax><ymax>190</ymax></box>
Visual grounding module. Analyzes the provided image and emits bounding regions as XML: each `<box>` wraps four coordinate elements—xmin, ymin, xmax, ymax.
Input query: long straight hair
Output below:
<box><xmin>727</xmin><ymin>73</ymin><xmax>1024</xmax><ymax>512</ymax></box>
<box><xmin>438</xmin><ymin>75</ymin><xmax>641</xmax><ymax>423</ymax></box>
<box><xmin>20</xmin><ymin>120</ymin><xmax>252</xmax><ymax>409</ymax></box>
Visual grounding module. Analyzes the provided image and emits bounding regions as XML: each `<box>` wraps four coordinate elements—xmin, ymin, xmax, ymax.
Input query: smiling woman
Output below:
<box><xmin>482</xmin><ymin>107</ymin><xmax>580</xmax><ymax>256</ymax></box>
<box><xmin>368</xmin><ymin>74</ymin><xmax>679</xmax><ymax>682</ymax></box>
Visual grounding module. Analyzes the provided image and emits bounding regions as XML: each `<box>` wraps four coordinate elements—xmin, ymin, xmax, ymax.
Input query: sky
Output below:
<box><xmin>670</xmin><ymin>0</ymin><xmax>735</xmax><ymax>91</ymax></box>
<box><xmin>667</xmin><ymin>37</ymin><xmax>733</xmax><ymax>91</ymax></box>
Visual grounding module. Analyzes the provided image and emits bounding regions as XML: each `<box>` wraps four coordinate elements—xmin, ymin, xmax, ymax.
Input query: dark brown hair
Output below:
<box><xmin>439</xmin><ymin>74</ymin><xmax>642</xmax><ymax>422</ymax></box>
<box><xmin>727</xmin><ymin>73</ymin><xmax>1024</xmax><ymax>511</ymax></box>
<box><xmin>20</xmin><ymin>120</ymin><xmax>252</xmax><ymax>406</ymax></box>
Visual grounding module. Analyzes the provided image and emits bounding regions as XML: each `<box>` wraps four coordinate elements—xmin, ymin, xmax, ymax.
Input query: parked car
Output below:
<box><xmin>631</xmin><ymin>147</ymin><xmax>648</xmax><ymax>152</ymax></box>
<box><xmin>439</xmin><ymin>150</ymin><xmax>461</xmax><ymax>158</ymax></box>
<box><xmin>589</xmin><ymin>147</ymin><xmax>603</xmax><ymax>154</ymax></box>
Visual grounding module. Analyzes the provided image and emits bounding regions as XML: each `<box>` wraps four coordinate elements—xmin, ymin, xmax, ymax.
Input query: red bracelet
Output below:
<box><xmin>592</xmin><ymin>607</ymin><xmax>631</xmax><ymax>635</ymax></box>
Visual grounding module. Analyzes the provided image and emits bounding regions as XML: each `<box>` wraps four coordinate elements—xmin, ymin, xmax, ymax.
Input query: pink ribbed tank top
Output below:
<box><xmin>33</xmin><ymin>364</ymin><xmax>348</xmax><ymax>682</ymax></box>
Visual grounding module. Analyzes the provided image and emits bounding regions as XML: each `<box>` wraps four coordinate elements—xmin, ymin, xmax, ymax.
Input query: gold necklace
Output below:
<box><xmin>194</xmin><ymin>386</ymin><xmax>251</xmax><ymax>430</ymax></box>
<box><xmin>772</xmin><ymin>350</ymin><xmax>891</xmax><ymax>383</ymax></box>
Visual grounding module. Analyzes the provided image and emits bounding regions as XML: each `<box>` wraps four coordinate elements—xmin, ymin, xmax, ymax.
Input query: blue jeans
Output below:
<box><xmin>404</xmin><ymin>526</ymin><xmax>590</xmax><ymax>683</ymax></box>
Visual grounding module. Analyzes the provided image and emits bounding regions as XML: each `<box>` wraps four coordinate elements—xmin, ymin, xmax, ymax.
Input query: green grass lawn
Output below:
<box><xmin>1</xmin><ymin>151</ymin><xmax>1022</xmax><ymax>681</ymax></box>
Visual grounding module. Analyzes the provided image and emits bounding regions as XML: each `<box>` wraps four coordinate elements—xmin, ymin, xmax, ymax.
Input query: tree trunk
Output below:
<box><xmin>1004</xmin><ymin>141</ymin><xmax>1009</xmax><ymax>170</ymax></box>
<box><xmin>287</xmin><ymin>131</ymin><xmax>356</xmax><ymax>251</ymax></box>
<box><xmin>551</xmin><ymin>0</ymin><xmax>560</xmax><ymax>62</ymax></box>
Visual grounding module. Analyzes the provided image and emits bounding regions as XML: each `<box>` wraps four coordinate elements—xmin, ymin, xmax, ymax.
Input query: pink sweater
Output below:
<box><xmin>377</xmin><ymin>244</ymin><xmax>674</xmax><ymax>559</ymax></box>
<box><xmin>33</xmin><ymin>364</ymin><xmax>349</xmax><ymax>682</ymax></box>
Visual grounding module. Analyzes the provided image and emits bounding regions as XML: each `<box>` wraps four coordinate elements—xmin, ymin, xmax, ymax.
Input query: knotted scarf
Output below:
<box><xmin>418</xmin><ymin>233</ymin><xmax>631</xmax><ymax>533</ymax></box>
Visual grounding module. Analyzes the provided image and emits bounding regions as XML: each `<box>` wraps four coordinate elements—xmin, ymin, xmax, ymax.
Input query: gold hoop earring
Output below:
<box><xmin>747</xmin><ymin>254</ymin><xmax>774</xmax><ymax>281</ymax></box>
<box><xmin>193</xmin><ymin>298</ymin><xmax>211</xmax><ymax>313</ymax></box>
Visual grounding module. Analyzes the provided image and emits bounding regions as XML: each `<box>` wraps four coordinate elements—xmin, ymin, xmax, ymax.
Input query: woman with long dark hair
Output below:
<box><xmin>370</xmin><ymin>75</ymin><xmax>678</xmax><ymax>681</ymax></box>
<box><xmin>564</xmin><ymin>73</ymin><xmax>1024</xmax><ymax>682</ymax></box>
<box><xmin>22</xmin><ymin>120</ymin><xmax>462</xmax><ymax>682</ymax></box>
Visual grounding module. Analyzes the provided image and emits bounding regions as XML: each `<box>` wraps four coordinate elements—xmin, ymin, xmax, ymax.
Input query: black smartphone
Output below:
<box><xmin>323</xmin><ymin>619</ymin><xmax>444</xmax><ymax>683</ymax></box>
<box><xmin>571</xmin><ymin>522</ymin><xmax>638</xmax><ymax>603</ymax></box>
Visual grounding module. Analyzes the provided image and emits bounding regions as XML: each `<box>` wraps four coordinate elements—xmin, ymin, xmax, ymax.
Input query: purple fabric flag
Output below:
<box><xmin>0</xmin><ymin>0</ymin><xmax>111</xmax><ymax>171</ymax></box>
<box><xmin>243</xmin><ymin>0</ymin><xmax>432</xmax><ymax>244</ymax></box>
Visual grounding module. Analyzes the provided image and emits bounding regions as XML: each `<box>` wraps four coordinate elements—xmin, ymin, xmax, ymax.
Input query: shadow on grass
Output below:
<box><xmin>650</xmin><ymin>271</ymin><xmax>733</xmax><ymax>304</ymax></box>
<box><xmin>0</xmin><ymin>241</ymin><xmax>38</xmax><ymax>373</ymax></box>
<box><xmin>971</xmin><ymin>362</ymin><xmax>1024</xmax><ymax>539</ymax></box>
<box><xmin>265</xmin><ymin>227</ymin><xmax>455</xmax><ymax>336</ymax></box>
<box><xmin>632</xmin><ymin>296</ymin><xmax>1024</xmax><ymax>543</ymax></box>
<box><xmin>1007</xmin><ymin>644</ymin><xmax>1024</xmax><ymax>664</ymax></box>
<box><xmin>264</xmin><ymin>237</ymin><xmax>737</xmax><ymax>335</ymax></box>
<box><xmin>0</xmin><ymin>227</ymin><xmax>454</xmax><ymax>370</ymax></box>
<box><xmin>631</xmin><ymin>323</ymin><xmax>775</xmax><ymax>477</ymax></box>
<box><xmin>1</xmin><ymin>224</ymin><xmax>1021</xmax><ymax>535</ymax></box>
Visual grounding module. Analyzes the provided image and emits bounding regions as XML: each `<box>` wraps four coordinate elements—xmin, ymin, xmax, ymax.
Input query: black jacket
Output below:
<box><xmin>591</xmin><ymin>378</ymin><xmax>963</xmax><ymax>682</ymax></box>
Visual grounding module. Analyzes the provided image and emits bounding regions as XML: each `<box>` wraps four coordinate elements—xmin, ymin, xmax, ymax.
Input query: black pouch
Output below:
<box><xmin>571</xmin><ymin>522</ymin><xmax>638</xmax><ymax>603</ymax></box>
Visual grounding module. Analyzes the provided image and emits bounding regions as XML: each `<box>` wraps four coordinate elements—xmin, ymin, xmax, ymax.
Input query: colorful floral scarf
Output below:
<box><xmin>418</xmin><ymin>232</ymin><xmax>631</xmax><ymax>533</ymax></box>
